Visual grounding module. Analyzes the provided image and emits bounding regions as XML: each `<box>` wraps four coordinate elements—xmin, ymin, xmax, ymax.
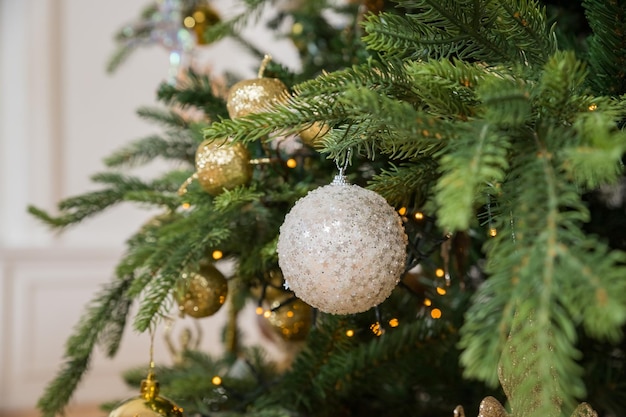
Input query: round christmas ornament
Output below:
<box><xmin>277</xmin><ymin>172</ymin><xmax>407</xmax><ymax>314</ymax></box>
<box><xmin>265</xmin><ymin>298</ymin><xmax>313</xmax><ymax>341</ymax></box>
<box><xmin>226</xmin><ymin>55</ymin><xmax>289</xmax><ymax>119</ymax></box>
<box><xmin>175</xmin><ymin>262</ymin><xmax>228</xmax><ymax>318</ymax></box>
<box><xmin>182</xmin><ymin>2</ymin><xmax>220</xmax><ymax>45</ymax></box>
<box><xmin>109</xmin><ymin>371</ymin><xmax>183</xmax><ymax>417</ymax></box>
<box><xmin>193</xmin><ymin>139</ymin><xmax>252</xmax><ymax>195</ymax></box>
<box><xmin>299</xmin><ymin>122</ymin><xmax>330</xmax><ymax>147</ymax></box>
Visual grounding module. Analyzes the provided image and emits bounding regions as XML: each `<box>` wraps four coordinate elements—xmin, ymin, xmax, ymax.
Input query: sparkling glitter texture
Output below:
<box><xmin>226</xmin><ymin>78</ymin><xmax>288</xmax><ymax>119</ymax></box>
<box><xmin>195</xmin><ymin>139</ymin><xmax>252</xmax><ymax>195</ymax></box>
<box><xmin>176</xmin><ymin>262</ymin><xmax>228</xmax><ymax>318</ymax></box>
<box><xmin>277</xmin><ymin>180</ymin><xmax>408</xmax><ymax>314</ymax></box>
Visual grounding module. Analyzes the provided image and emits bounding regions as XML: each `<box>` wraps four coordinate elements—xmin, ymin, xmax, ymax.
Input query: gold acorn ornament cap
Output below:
<box><xmin>226</xmin><ymin>55</ymin><xmax>289</xmax><ymax>119</ymax></box>
<box><xmin>109</xmin><ymin>370</ymin><xmax>184</xmax><ymax>417</ymax></box>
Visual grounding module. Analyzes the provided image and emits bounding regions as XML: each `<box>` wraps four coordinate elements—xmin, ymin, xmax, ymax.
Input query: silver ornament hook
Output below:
<box><xmin>333</xmin><ymin>149</ymin><xmax>352</xmax><ymax>185</ymax></box>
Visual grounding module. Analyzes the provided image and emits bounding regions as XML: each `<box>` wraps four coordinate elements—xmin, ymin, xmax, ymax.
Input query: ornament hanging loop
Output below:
<box><xmin>333</xmin><ymin>149</ymin><xmax>352</xmax><ymax>185</ymax></box>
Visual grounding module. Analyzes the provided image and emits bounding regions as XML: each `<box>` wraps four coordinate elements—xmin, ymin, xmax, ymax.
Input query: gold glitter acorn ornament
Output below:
<box><xmin>277</xmin><ymin>169</ymin><xmax>407</xmax><ymax>315</ymax></box>
<box><xmin>226</xmin><ymin>55</ymin><xmax>289</xmax><ymax>119</ymax></box>
<box><xmin>179</xmin><ymin>139</ymin><xmax>252</xmax><ymax>196</ymax></box>
<box><xmin>175</xmin><ymin>262</ymin><xmax>228</xmax><ymax>318</ymax></box>
<box><xmin>109</xmin><ymin>371</ymin><xmax>183</xmax><ymax>417</ymax></box>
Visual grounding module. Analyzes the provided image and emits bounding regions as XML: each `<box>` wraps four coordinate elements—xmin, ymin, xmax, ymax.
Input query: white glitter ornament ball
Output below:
<box><xmin>277</xmin><ymin>176</ymin><xmax>408</xmax><ymax>315</ymax></box>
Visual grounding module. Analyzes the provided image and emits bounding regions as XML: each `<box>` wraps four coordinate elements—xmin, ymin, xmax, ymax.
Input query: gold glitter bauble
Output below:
<box><xmin>109</xmin><ymin>373</ymin><xmax>183</xmax><ymax>417</ymax></box>
<box><xmin>299</xmin><ymin>122</ymin><xmax>330</xmax><ymax>147</ymax></box>
<box><xmin>176</xmin><ymin>262</ymin><xmax>228</xmax><ymax>318</ymax></box>
<box><xmin>226</xmin><ymin>77</ymin><xmax>288</xmax><ymax>119</ymax></box>
<box><xmin>182</xmin><ymin>3</ymin><xmax>220</xmax><ymax>45</ymax></box>
<box><xmin>251</xmin><ymin>269</ymin><xmax>288</xmax><ymax>302</ymax></box>
<box><xmin>195</xmin><ymin>139</ymin><xmax>252</xmax><ymax>195</ymax></box>
<box><xmin>264</xmin><ymin>298</ymin><xmax>313</xmax><ymax>341</ymax></box>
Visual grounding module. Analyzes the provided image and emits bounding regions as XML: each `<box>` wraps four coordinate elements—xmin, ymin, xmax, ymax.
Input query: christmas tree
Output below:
<box><xmin>31</xmin><ymin>1</ymin><xmax>626</xmax><ymax>417</ymax></box>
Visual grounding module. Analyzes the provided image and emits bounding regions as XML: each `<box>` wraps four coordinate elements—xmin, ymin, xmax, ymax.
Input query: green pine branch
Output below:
<box><xmin>363</xmin><ymin>0</ymin><xmax>555</xmax><ymax>66</ymax></box>
<box><xmin>37</xmin><ymin>276</ymin><xmax>134</xmax><ymax>417</ymax></box>
<box><xmin>435</xmin><ymin>121</ymin><xmax>510</xmax><ymax>232</ymax></box>
<box><xmin>156</xmin><ymin>69</ymin><xmax>230</xmax><ymax>120</ymax></box>
<box><xmin>582</xmin><ymin>0</ymin><xmax>626</xmax><ymax>96</ymax></box>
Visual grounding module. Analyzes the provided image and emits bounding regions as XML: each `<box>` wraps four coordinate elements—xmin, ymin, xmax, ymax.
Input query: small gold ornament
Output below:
<box><xmin>176</xmin><ymin>262</ymin><xmax>228</xmax><ymax>318</ymax></box>
<box><xmin>264</xmin><ymin>298</ymin><xmax>313</xmax><ymax>341</ymax></box>
<box><xmin>182</xmin><ymin>2</ymin><xmax>220</xmax><ymax>45</ymax></box>
<box><xmin>179</xmin><ymin>139</ymin><xmax>252</xmax><ymax>196</ymax></box>
<box><xmin>251</xmin><ymin>269</ymin><xmax>288</xmax><ymax>302</ymax></box>
<box><xmin>226</xmin><ymin>55</ymin><xmax>289</xmax><ymax>119</ymax></box>
<box><xmin>299</xmin><ymin>122</ymin><xmax>330</xmax><ymax>147</ymax></box>
<box><xmin>109</xmin><ymin>371</ymin><xmax>183</xmax><ymax>417</ymax></box>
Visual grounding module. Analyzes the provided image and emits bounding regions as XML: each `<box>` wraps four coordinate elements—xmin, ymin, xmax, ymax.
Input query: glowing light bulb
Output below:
<box><xmin>212</xmin><ymin>250</ymin><xmax>223</xmax><ymax>260</ymax></box>
<box><xmin>370</xmin><ymin>322</ymin><xmax>383</xmax><ymax>336</ymax></box>
<box><xmin>286</xmin><ymin>158</ymin><xmax>297</xmax><ymax>168</ymax></box>
<box><xmin>431</xmin><ymin>308</ymin><xmax>442</xmax><ymax>319</ymax></box>
<box><xmin>183</xmin><ymin>16</ymin><xmax>195</xmax><ymax>28</ymax></box>
<box><xmin>255</xmin><ymin>306</ymin><xmax>263</xmax><ymax>315</ymax></box>
<box><xmin>212</xmin><ymin>376</ymin><xmax>222</xmax><ymax>385</ymax></box>
<box><xmin>414</xmin><ymin>212</ymin><xmax>424</xmax><ymax>221</ymax></box>
<box><xmin>436</xmin><ymin>287</ymin><xmax>447</xmax><ymax>295</ymax></box>
<box><xmin>182</xmin><ymin>202</ymin><xmax>191</xmax><ymax>210</ymax></box>
<box><xmin>263</xmin><ymin>310</ymin><xmax>271</xmax><ymax>318</ymax></box>
<box><xmin>346</xmin><ymin>329</ymin><xmax>355</xmax><ymax>337</ymax></box>
<box><xmin>423</xmin><ymin>298</ymin><xmax>432</xmax><ymax>306</ymax></box>
<box><xmin>435</xmin><ymin>268</ymin><xmax>445</xmax><ymax>278</ymax></box>
<box><xmin>398</xmin><ymin>207</ymin><xmax>407</xmax><ymax>216</ymax></box>
<box><xmin>489</xmin><ymin>228</ymin><xmax>498</xmax><ymax>237</ymax></box>
<box><xmin>588</xmin><ymin>103</ymin><xmax>598</xmax><ymax>111</ymax></box>
<box><xmin>388</xmin><ymin>318</ymin><xmax>399</xmax><ymax>327</ymax></box>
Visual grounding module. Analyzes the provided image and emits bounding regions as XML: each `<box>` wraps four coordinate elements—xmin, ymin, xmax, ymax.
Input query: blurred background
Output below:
<box><xmin>0</xmin><ymin>0</ymin><xmax>298</xmax><ymax>413</ymax></box>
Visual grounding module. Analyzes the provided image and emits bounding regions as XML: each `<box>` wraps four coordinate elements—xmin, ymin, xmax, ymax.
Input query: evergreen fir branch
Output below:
<box><xmin>37</xmin><ymin>276</ymin><xmax>133</xmax><ymax>417</ymax></box>
<box><xmin>435</xmin><ymin>122</ymin><xmax>510</xmax><ymax>231</ymax></box>
<box><xmin>367</xmin><ymin>160</ymin><xmax>439</xmax><ymax>208</ymax></box>
<box><xmin>255</xmin><ymin>314</ymin><xmax>351</xmax><ymax>411</ymax></box>
<box><xmin>212</xmin><ymin>185</ymin><xmax>264</xmax><ymax>212</ymax></box>
<box><xmin>500</xmin><ymin>300</ymin><xmax>584</xmax><ymax>417</ymax></box>
<box><xmin>460</xmin><ymin>129</ymin><xmax>626</xmax><ymax>415</ymax></box>
<box><xmin>319</xmin><ymin>87</ymin><xmax>454</xmax><ymax>161</ymax></box>
<box><xmin>364</xmin><ymin>0</ymin><xmax>553</xmax><ymax>66</ymax></box>
<box><xmin>106</xmin><ymin>43</ymin><xmax>137</xmax><ymax>74</ymax></box>
<box><xmin>122</xmin><ymin>190</ymin><xmax>181</xmax><ymax>207</ymax></box>
<box><xmin>565</xmin><ymin>103</ymin><xmax>626</xmax><ymax>189</ymax></box>
<box><xmin>133</xmin><ymin>216</ymin><xmax>232</xmax><ymax>331</ymax></box>
<box><xmin>582</xmin><ymin>0</ymin><xmax>626</xmax><ymax>96</ymax></box>
<box><xmin>477</xmin><ymin>73</ymin><xmax>533</xmax><ymax>128</ymax></box>
<box><xmin>104</xmin><ymin>133</ymin><xmax>198</xmax><ymax>167</ymax></box>
<box><xmin>202</xmin><ymin>0</ymin><xmax>269</xmax><ymax>45</ymax></box>
<box><xmin>533</xmin><ymin>51</ymin><xmax>589</xmax><ymax>123</ymax></box>
<box><xmin>291</xmin><ymin>59</ymin><xmax>413</xmax><ymax>100</ymax></box>
<box><xmin>403</xmin><ymin>58</ymin><xmax>487</xmax><ymax>118</ymax></box>
<box><xmin>136</xmin><ymin>106</ymin><xmax>189</xmax><ymax>128</ymax></box>
<box><xmin>28</xmin><ymin>173</ymin><xmax>152</xmax><ymax>228</ymax></box>
<box><xmin>554</xmin><ymin>240</ymin><xmax>626</xmax><ymax>343</ymax></box>
<box><xmin>491</xmin><ymin>0</ymin><xmax>557</xmax><ymax>65</ymax></box>
<box><xmin>156</xmin><ymin>69</ymin><xmax>229</xmax><ymax>120</ymax></box>
<box><xmin>312</xmin><ymin>318</ymin><xmax>452</xmax><ymax>410</ymax></box>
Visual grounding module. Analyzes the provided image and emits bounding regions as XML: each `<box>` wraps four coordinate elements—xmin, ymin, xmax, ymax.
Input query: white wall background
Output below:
<box><xmin>0</xmin><ymin>0</ymin><xmax>298</xmax><ymax>411</ymax></box>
